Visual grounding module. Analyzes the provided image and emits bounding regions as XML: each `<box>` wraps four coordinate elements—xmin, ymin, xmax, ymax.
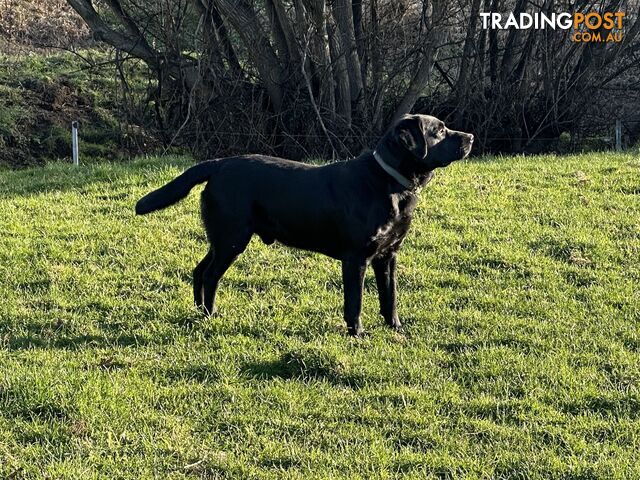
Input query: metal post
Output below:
<box><xmin>615</xmin><ymin>119</ymin><xmax>622</xmax><ymax>152</ymax></box>
<box><xmin>71</xmin><ymin>121</ymin><xmax>79</xmax><ymax>165</ymax></box>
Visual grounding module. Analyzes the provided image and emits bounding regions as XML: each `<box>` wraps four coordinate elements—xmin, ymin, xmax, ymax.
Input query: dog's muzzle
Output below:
<box><xmin>462</xmin><ymin>133</ymin><xmax>474</xmax><ymax>157</ymax></box>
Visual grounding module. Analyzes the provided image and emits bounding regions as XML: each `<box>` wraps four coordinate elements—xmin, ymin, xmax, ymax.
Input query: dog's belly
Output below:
<box><xmin>253</xmin><ymin>208</ymin><xmax>346</xmax><ymax>259</ymax></box>
<box><xmin>254</xmin><ymin>212</ymin><xmax>411</xmax><ymax>260</ymax></box>
<box><xmin>250</xmin><ymin>188</ymin><xmax>416</xmax><ymax>260</ymax></box>
<box><xmin>259</xmin><ymin>229</ymin><xmax>345</xmax><ymax>259</ymax></box>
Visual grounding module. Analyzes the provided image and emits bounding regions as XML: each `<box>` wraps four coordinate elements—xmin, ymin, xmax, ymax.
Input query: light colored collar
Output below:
<box><xmin>373</xmin><ymin>150</ymin><xmax>413</xmax><ymax>189</ymax></box>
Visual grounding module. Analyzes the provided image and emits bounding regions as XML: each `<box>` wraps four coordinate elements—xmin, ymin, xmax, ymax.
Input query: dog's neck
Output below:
<box><xmin>372</xmin><ymin>143</ymin><xmax>434</xmax><ymax>191</ymax></box>
<box><xmin>373</xmin><ymin>151</ymin><xmax>413</xmax><ymax>189</ymax></box>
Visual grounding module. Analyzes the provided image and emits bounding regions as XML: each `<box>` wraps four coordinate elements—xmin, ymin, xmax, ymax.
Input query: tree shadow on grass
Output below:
<box><xmin>241</xmin><ymin>347</ymin><xmax>364</xmax><ymax>388</ymax></box>
<box><xmin>0</xmin><ymin>170</ymin><xmax>122</xmax><ymax>201</ymax></box>
<box><xmin>0</xmin><ymin>159</ymin><xmax>187</xmax><ymax>200</ymax></box>
<box><xmin>559</xmin><ymin>394</ymin><xmax>640</xmax><ymax>419</ymax></box>
<box><xmin>3</xmin><ymin>307</ymin><xmax>201</xmax><ymax>351</ymax></box>
<box><xmin>436</xmin><ymin>336</ymin><xmax>534</xmax><ymax>355</ymax></box>
<box><xmin>6</xmin><ymin>332</ymin><xmax>155</xmax><ymax>351</ymax></box>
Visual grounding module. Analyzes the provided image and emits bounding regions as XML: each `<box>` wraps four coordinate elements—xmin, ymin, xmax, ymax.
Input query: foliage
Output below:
<box><xmin>1</xmin><ymin>152</ymin><xmax>639</xmax><ymax>477</ymax></box>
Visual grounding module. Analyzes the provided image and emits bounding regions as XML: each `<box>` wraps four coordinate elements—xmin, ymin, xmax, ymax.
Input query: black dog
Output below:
<box><xmin>136</xmin><ymin>114</ymin><xmax>473</xmax><ymax>336</ymax></box>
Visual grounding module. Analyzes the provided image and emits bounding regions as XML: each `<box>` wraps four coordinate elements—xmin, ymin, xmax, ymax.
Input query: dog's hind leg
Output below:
<box><xmin>193</xmin><ymin>250</ymin><xmax>213</xmax><ymax>308</ymax></box>
<box><xmin>202</xmin><ymin>229</ymin><xmax>251</xmax><ymax>316</ymax></box>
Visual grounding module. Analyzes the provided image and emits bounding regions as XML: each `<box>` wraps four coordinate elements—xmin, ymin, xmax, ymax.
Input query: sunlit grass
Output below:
<box><xmin>1</xmin><ymin>153</ymin><xmax>639</xmax><ymax>478</ymax></box>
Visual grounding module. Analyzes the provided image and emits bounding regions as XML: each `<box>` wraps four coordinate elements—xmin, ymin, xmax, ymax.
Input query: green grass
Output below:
<box><xmin>1</xmin><ymin>153</ymin><xmax>639</xmax><ymax>479</ymax></box>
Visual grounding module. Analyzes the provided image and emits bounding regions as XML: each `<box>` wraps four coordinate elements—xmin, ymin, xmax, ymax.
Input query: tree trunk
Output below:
<box><xmin>392</xmin><ymin>0</ymin><xmax>446</xmax><ymax>123</ymax></box>
<box><xmin>352</xmin><ymin>0</ymin><xmax>366</xmax><ymax>88</ymax></box>
<box><xmin>209</xmin><ymin>3</ymin><xmax>243</xmax><ymax>77</ymax></box>
<box><xmin>488</xmin><ymin>0</ymin><xmax>499</xmax><ymax>85</ymax></box>
<box><xmin>67</xmin><ymin>0</ymin><xmax>159</xmax><ymax>69</ymax></box>
<box><xmin>330</xmin><ymin>0</ymin><xmax>364</xmax><ymax>117</ymax></box>
<box><xmin>303</xmin><ymin>0</ymin><xmax>336</xmax><ymax>121</ymax></box>
<box><xmin>370</xmin><ymin>0</ymin><xmax>383</xmax><ymax>131</ymax></box>
<box><xmin>265</xmin><ymin>0</ymin><xmax>291</xmax><ymax>66</ymax></box>
<box><xmin>454</xmin><ymin>0</ymin><xmax>481</xmax><ymax>102</ymax></box>
<box><xmin>328</xmin><ymin>16</ymin><xmax>352</xmax><ymax>127</ymax></box>
<box><xmin>214</xmin><ymin>0</ymin><xmax>285</xmax><ymax>110</ymax></box>
<box><xmin>193</xmin><ymin>0</ymin><xmax>225</xmax><ymax>76</ymax></box>
<box><xmin>500</xmin><ymin>0</ymin><xmax>527</xmax><ymax>81</ymax></box>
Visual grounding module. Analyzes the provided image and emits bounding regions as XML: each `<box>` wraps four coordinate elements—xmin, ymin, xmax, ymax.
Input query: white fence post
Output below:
<box><xmin>71</xmin><ymin>121</ymin><xmax>79</xmax><ymax>166</ymax></box>
<box><xmin>615</xmin><ymin>119</ymin><xmax>622</xmax><ymax>152</ymax></box>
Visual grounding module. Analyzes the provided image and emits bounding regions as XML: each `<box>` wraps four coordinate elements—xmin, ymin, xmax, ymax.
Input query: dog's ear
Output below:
<box><xmin>393</xmin><ymin>116</ymin><xmax>427</xmax><ymax>159</ymax></box>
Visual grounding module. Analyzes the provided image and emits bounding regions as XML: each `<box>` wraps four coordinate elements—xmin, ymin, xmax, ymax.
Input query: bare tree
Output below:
<box><xmin>65</xmin><ymin>0</ymin><xmax>640</xmax><ymax>157</ymax></box>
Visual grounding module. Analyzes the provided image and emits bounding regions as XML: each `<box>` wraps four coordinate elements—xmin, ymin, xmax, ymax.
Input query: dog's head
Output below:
<box><xmin>376</xmin><ymin>114</ymin><xmax>474</xmax><ymax>170</ymax></box>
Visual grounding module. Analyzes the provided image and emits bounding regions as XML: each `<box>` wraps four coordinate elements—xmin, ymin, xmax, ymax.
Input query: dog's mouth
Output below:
<box><xmin>427</xmin><ymin>132</ymin><xmax>474</xmax><ymax>167</ymax></box>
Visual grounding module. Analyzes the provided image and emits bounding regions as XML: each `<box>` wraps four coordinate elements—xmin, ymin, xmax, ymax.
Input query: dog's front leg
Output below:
<box><xmin>341</xmin><ymin>256</ymin><xmax>367</xmax><ymax>336</ymax></box>
<box><xmin>372</xmin><ymin>253</ymin><xmax>401</xmax><ymax>330</ymax></box>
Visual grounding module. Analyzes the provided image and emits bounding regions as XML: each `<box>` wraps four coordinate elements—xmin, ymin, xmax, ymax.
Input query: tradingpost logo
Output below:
<box><xmin>480</xmin><ymin>11</ymin><xmax>625</xmax><ymax>43</ymax></box>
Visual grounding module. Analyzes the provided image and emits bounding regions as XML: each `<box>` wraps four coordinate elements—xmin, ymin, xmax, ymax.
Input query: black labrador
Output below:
<box><xmin>136</xmin><ymin>114</ymin><xmax>473</xmax><ymax>336</ymax></box>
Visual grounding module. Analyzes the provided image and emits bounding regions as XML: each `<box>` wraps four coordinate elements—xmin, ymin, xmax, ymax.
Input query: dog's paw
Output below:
<box><xmin>346</xmin><ymin>326</ymin><xmax>365</xmax><ymax>338</ymax></box>
<box><xmin>385</xmin><ymin>317</ymin><xmax>402</xmax><ymax>331</ymax></box>
<box><xmin>202</xmin><ymin>306</ymin><xmax>218</xmax><ymax>317</ymax></box>
<box><xmin>390</xmin><ymin>325</ymin><xmax>404</xmax><ymax>337</ymax></box>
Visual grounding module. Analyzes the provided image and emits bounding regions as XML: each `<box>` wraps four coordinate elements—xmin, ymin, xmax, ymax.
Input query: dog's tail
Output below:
<box><xmin>135</xmin><ymin>160</ymin><xmax>219</xmax><ymax>215</ymax></box>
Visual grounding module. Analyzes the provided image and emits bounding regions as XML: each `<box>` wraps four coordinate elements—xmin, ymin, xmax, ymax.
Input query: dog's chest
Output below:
<box><xmin>367</xmin><ymin>193</ymin><xmax>416</xmax><ymax>256</ymax></box>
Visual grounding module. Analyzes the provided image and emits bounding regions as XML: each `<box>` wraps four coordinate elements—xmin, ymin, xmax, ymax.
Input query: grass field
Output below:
<box><xmin>1</xmin><ymin>153</ymin><xmax>639</xmax><ymax>479</ymax></box>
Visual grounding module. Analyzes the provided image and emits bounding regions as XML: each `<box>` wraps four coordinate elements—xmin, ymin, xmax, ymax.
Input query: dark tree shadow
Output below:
<box><xmin>241</xmin><ymin>348</ymin><xmax>363</xmax><ymax>388</ymax></box>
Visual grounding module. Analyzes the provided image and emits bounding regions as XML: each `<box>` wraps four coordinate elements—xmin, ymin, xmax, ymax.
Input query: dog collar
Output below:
<box><xmin>373</xmin><ymin>150</ymin><xmax>413</xmax><ymax>189</ymax></box>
